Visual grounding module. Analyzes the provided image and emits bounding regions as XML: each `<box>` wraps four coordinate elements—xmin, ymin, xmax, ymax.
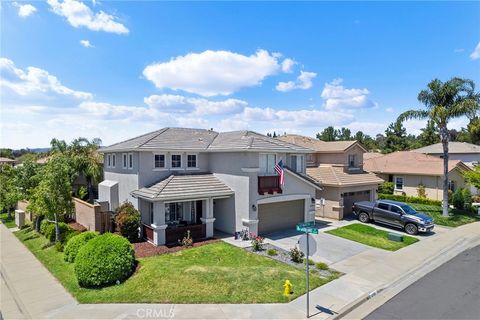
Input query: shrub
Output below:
<box><xmin>179</xmin><ymin>230</ymin><xmax>193</xmax><ymax>248</ymax></box>
<box><xmin>289</xmin><ymin>247</ymin><xmax>305</xmax><ymax>263</ymax></box>
<box><xmin>74</xmin><ymin>233</ymin><xmax>135</xmax><ymax>287</ymax></box>
<box><xmin>115</xmin><ymin>202</ymin><xmax>141</xmax><ymax>242</ymax></box>
<box><xmin>251</xmin><ymin>236</ymin><xmax>264</xmax><ymax>251</ymax></box>
<box><xmin>303</xmin><ymin>258</ymin><xmax>315</xmax><ymax>265</ymax></box>
<box><xmin>452</xmin><ymin>188</ymin><xmax>464</xmax><ymax>210</ymax></box>
<box><xmin>267</xmin><ymin>248</ymin><xmax>278</xmax><ymax>256</ymax></box>
<box><xmin>378</xmin><ymin>193</ymin><xmax>442</xmax><ymax>206</ymax></box>
<box><xmin>55</xmin><ymin>241</ymin><xmax>64</xmax><ymax>252</ymax></box>
<box><xmin>34</xmin><ymin>214</ymin><xmax>45</xmax><ymax>232</ymax></box>
<box><xmin>463</xmin><ymin>188</ymin><xmax>472</xmax><ymax>209</ymax></box>
<box><xmin>40</xmin><ymin>219</ymin><xmax>51</xmax><ymax>235</ymax></box>
<box><xmin>44</xmin><ymin>222</ymin><xmax>74</xmax><ymax>243</ymax></box>
<box><xmin>417</xmin><ymin>184</ymin><xmax>427</xmax><ymax>198</ymax></box>
<box><xmin>378</xmin><ymin>182</ymin><xmax>394</xmax><ymax>195</ymax></box>
<box><xmin>316</xmin><ymin>262</ymin><xmax>329</xmax><ymax>270</ymax></box>
<box><xmin>64</xmin><ymin>231</ymin><xmax>98</xmax><ymax>263</ymax></box>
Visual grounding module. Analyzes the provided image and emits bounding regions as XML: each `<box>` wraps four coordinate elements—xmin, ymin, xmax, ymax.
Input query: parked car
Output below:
<box><xmin>352</xmin><ymin>200</ymin><xmax>434</xmax><ymax>235</ymax></box>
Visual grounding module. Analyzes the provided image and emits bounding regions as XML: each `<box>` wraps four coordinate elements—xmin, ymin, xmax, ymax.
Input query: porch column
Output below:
<box><xmin>152</xmin><ymin>201</ymin><xmax>167</xmax><ymax>245</ymax></box>
<box><xmin>201</xmin><ymin>198</ymin><xmax>215</xmax><ymax>238</ymax></box>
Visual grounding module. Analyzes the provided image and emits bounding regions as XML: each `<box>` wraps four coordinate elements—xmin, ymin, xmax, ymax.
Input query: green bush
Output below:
<box><xmin>64</xmin><ymin>231</ymin><xmax>98</xmax><ymax>263</ymax></box>
<box><xmin>267</xmin><ymin>248</ymin><xmax>278</xmax><ymax>256</ymax></box>
<box><xmin>463</xmin><ymin>188</ymin><xmax>472</xmax><ymax>209</ymax></box>
<box><xmin>303</xmin><ymin>258</ymin><xmax>315</xmax><ymax>265</ymax></box>
<box><xmin>316</xmin><ymin>262</ymin><xmax>329</xmax><ymax>270</ymax></box>
<box><xmin>378</xmin><ymin>182</ymin><xmax>394</xmax><ymax>195</ymax></box>
<box><xmin>289</xmin><ymin>247</ymin><xmax>305</xmax><ymax>263</ymax></box>
<box><xmin>44</xmin><ymin>222</ymin><xmax>73</xmax><ymax>243</ymax></box>
<box><xmin>452</xmin><ymin>188</ymin><xmax>464</xmax><ymax>210</ymax></box>
<box><xmin>378</xmin><ymin>193</ymin><xmax>442</xmax><ymax>206</ymax></box>
<box><xmin>40</xmin><ymin>219</ymin><xmax>51</xmax><ymax>235</ymax></box>
<box><xmin>74</xmin><ymin>233</ymin><xmax>135</xmax><ymax>287</ymax></box>
<box><xmin>115</xmin><ymin>202</ymin><xmax>141</xmax><ymax>242</ymax></box>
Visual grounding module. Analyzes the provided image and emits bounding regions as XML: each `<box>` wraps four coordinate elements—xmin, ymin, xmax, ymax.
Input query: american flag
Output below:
<box><xmin>274</xmin><ymin>160</ymin><xmax>285</xmax><ymax>186</ymax></box>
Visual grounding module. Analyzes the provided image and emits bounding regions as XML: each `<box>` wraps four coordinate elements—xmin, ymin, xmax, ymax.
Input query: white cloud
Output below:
<box><xmin>13</xmin><ymin>3</ymin><xmax>37</xmax><ymax>17</ymax></box>
<box><xmin>281</xmin><ymin>58</ymin><xmax>296</xmax><ymax>73</ymax></box>
<box><xmin>47</xmin><ymin>0</ymin><xmax>128</xmax><ymax>34</ymax></box>
<box><xmin>454</xmin><ymin>48</ymin><xmax>465</xmax><ymax>53</ymax></box>
<box><xmin>0</xmin><ymin>58</ymin><xmax>92</xmax><ymax>100</ymax></box>
<box><xmin>276</xmin><ymin>71</ymin><xmax>317</xmax><ymax>92</ymax></box>
<box><xmin>470</xmin><ymin>41</ymin><xmax>480</xmax><ymax>60</ymax></box>
<box><xmin>80</xmin><ymin>40</ymin><xmax>93</xmax><ymax>48</ymax></box>
<box><xmin>143</xmin><ymin>49</ymin><xmax>282</xmax><ymax>97</ymax></box>
<box><xmin>321</xmin><ymin>78</ymin><xmax>377</xmax><ymax>110</ymax></box>
<box><xmin>144</xmin><ymin>94</ymin><xmax>247</xmax><ymax>116</ymax></box>
<box><xmin>385</xmin><ymin>107</ymin><xmax>394</xmax><ymax>112</ymax></box>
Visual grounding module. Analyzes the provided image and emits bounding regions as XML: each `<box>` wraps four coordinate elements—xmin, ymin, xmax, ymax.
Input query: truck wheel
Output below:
<box><xmin>405</xmin><ymin>223</ymin><xmax>418</xmax><ymax>235</ymax></box>
<box><xmin>358</xmin><ymin>212</ymin><xmax>370</xmax><ymax>223</ymax></box>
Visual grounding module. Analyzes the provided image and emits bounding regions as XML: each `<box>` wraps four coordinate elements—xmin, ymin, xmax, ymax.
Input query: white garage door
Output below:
<box><xmin>258</xmin><ymin>199</ymin><xmax>304</xmax><ymax>235</ymax></box>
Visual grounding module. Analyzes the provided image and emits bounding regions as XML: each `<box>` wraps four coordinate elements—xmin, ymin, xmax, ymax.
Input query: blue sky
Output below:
<box><xmin>1</xmin><ymin>1</ymin><xmax>479</xmax><ymax>148</ymax></box>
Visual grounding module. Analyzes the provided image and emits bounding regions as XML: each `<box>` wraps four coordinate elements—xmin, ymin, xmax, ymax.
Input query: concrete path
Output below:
<box><xmin>1</xmin><ymin>221</ymin><xmax>480</xmax><ymax>320</ymax></box>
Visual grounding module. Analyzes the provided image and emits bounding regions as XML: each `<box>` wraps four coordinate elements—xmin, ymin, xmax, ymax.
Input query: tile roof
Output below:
<box><xmin>412</xmin><ymin>142</ymin><xmax>480</xmax><ymax>154</ymax></box>
<box><xmin>306</xmin><ymin>165</ymin><xmax>383</xmax><ymax>187</ymax></box>
<box><xmin>363</xmin><ymin>152</ymin><xmax>384</xmax><ymax>160</ymax></box>
<box><xmin>277</xmin><ymin>134</ymin><xmax>363</xmax><ymax>153</ymax></box>
<box><xmin>100</xmin><ymin>128</ymin><xmax>312</xmax><ymax>153</ymax></box>
<box><xmin>363</xmin><ymin>151</ymin><xmax>471</xmax><ymax>176</ymax></box>
<box><xmin>0</xmin><ymin>157</ymin><xmax>15</xmax><ymax>163</ymax></box>
<box><xmin>131</xmin><ymin>173</ymin><xmax>234</xmax><ymax>201</ymax></box>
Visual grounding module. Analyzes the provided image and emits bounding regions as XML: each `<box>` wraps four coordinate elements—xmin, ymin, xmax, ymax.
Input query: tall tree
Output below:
<box><xmin>418</xmin><ymin>120</ymin><xmax>440</xmax><ymax>147</ymax></box>
<box><xmin>383</xmin><ymin>121</ymin><xmax>409</xmax><ymax>153</ymax></box>
<box><xmin>398</xmin><ymin>78</ymin><xmax>480</xmax><ymax>217</ymax></box>
<box><xmin>316</xmin><ymin>126</ymin><xmax>337</xmax><ymax>141</ymax></box>
<box><xmin>28</xmin><ymin>155</ymin><xmax>74</xmax><ymax>242</ymax></box>
<box><xmin>15</xmin><ymin>159</ymin><xmax>41</xmax><ymax>200</ymax></box>
<box><xmin>338</xmin><ymin>128</ymin><xmax>352</xmax><ymax>141</ymax></box>
<box><xmin>464</xmin><ymin>165</ymin><xmax>480</xmax><ymax>189</ymax></box>
<box><xmin>0</xmin><ymin>165</ymin><xmax>20</xmax><ymax>219</ymax></box>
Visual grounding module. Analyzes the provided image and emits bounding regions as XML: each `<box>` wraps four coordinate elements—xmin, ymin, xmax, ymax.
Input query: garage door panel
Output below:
<box><xmin>343</xmin><ymin>190</ymin><xmax>371</xmax><ymax>215</ymax></box>
<box><xmin>258</xmin><ymin>199</ymin><xmax>304</xmax><ymax>235</ymax></box>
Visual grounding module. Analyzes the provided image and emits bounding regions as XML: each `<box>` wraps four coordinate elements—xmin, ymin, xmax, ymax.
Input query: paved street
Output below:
<box><xmin>366</xmin><ymin>245</ymin><xmax>480</xmax><ymax>320</ymax></box>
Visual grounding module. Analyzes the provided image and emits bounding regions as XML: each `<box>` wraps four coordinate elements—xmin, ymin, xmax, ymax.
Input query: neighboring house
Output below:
<box><xmin>412</xmin><ymin>142</ymin><xmax>480</xmax><ymax>168</ymax></box>
<box><xmin>363</xmin><ymin>152</ymin><xmax>384</xmax><ymax>161</ymax></box>
<box><xmin>0</xmin><ymin>157</ymin><xmax>15</xmax><ymax>166</ymax></box>
<box><xmin>98</xmin><ymin>128</ymin><xmax>321</xmax><ymax>246</ymax></box>
<box><xmin>364</xmin><ymin>151</ymin><xmax>472</xmax><ymax>200</ymax></box>
<box><xmin>278</xmin><ymin>134</ymin><xmax>383</xmax><ymax>220</ymax></box>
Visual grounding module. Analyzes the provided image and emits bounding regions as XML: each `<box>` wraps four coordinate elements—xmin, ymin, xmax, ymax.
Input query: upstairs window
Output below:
<box><xmin>291</xmin><ymin>155</ymin><xmax>305</xmax><ymax>173</ymax></box>
<box><xmin>171</xmin><ymin>154</ymin><xmax>182</xmax><ymax>168</ymax></box>
<box><xmin>395</xmin><ymin>176</ymin><xmax>404</xmax><ymax>190</ymax></box>
<box><xmin>122</xmin><ymin>153</ymin><xmax>127</xmax><ymax>169</ymax></box>
<box><xmin>128</xmin><ymin>153</ymin><xmax>133</xmax><ymax>169</ymax></box>
<box><xmin>154</xmin><ymin>154</ymin><xmax>165</xmax><ymax>169</ymax></box>
<box><xmin>259</xmin><ymin>153</ymin><xmax>276</xmax><ymax>175</ymax></box>
<box><xmin>107</xmin><ymin>154</ymin><xmax>111</xmax><ymax>168</ymax></box>
<box><xmin>111</xmin><ymin>154</ymin><xmax>116</xmax><ymax>168</ymax></box>
<box><xmin>348</xmin><ymin>154</ymin><xmax>357</xmax><ymax>168</ymax></box>
<box><xmin>448</xmin><ymin>180</ymin><xmax>456</xmax><ymax>192</ymax></box>
<box><xmin>187</xmin><ymin>154</ymin><xmax>197</xmax><ymax>168</ymax></box>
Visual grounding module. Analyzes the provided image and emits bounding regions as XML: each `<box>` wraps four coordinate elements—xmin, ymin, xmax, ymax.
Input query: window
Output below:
<box><xmin>154</xmin><ymin>154</ymin><xmax>165</xmax><ymax>169</ymax></box>
<box><xmin>348</xmin><ymin>154</ymin><xmax>357</xmax><ymax>168</ymax></box>
<box><xmin>448</xmin><ymin>180</ymin><xmax>456</xmax><ymax>192</ymax></box>
<box><xmin>107</xmin><ymin>154</ymin><xmax>111</xmax><ymax>168</ymax></box>
<box><xmin>293</xmin><ymin>155</ymin><xmax>305</xmax><ymax>173</ymax></box>
<box><xmin>395</xmin><ymin>177</ymin><xmax>404</xmax><ymax>190</ymax></box>
<box><xmin>122</xmin><ymin>153</ymin><xmax>127</xmax><ymax>169</ymax></box>
<box><xmin>259</xmin><ymin>153</ymin><xmax>276</xmax><ymax>175</ymax></box>
<box><xmin>165</xmin><ymin>203</ymin><xmax>183</xmax><ymax>222</ymax></box>
<box><xmin>187</xmin><ymin>154</ymin><xmax>197</xmax><ymax>168</ymax></box>
<box><xmin>171</xmin><ymin>154</ymin><xmax>182</xmax><ymax>168</ymax></box>
<box><xmin>390</xmin><ymin>205</ymin><xmax>403</xmax><ymax>214</ymax></box>
<box><xmin>149</xmin><ymin>202</ymin><xmax>154</xmax><ymax>224</ymax></box>
<box><xmin>128</xmin><ymin>153</ymin><xmax>133</xmax><ymax>169</ymax></box>
<box><xmin>378</xmin><ymin>203</ymin><xmax>389</xmax><ymax>210</ymax></box>
<box><xmin>111</xmin><ymin>154</ymin><xmax>116</xmax><ymax>168</ymax></box>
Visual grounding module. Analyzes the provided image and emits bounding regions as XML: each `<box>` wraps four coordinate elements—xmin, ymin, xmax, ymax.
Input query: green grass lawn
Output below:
<box><xmin>15</xmin><ymin>227</ymin><xmax>336</xmax><ymax>304</ymax></box>
<box><xmin>0</xmin><ymin>213</ymin><xmax>17</xmax><ymax>228</ymax></box>
<box><xmin>326</xmin><ymin>224</ymin><xmax>419</xmax><ymax>251</ymax></box>
<box><xmin>409</xmin><ymin>203</ymin><xmax>480</xmax><ymax>227</ymax></box>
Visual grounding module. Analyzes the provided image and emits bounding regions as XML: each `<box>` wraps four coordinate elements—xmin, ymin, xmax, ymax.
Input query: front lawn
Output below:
<box><xmin>325</xmin><ymin>224</ymin><xmax>418</xmax><ymax>251</ymax></box>
<box><xmin>0</xmin><ymin>213</ymin><xmax>16</xmax><ymax>228</ymax></box>
<box><xmin>15</xmin><ymin>227</ymin><xmax>333</xmax><ymax>303</ymax></box>
<box><xmin>409</xmin><ymin>203</ymin><xmax>480</xmax><ymax>227</ymax></box>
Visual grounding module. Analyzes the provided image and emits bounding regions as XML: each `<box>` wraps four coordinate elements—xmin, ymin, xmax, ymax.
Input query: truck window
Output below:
<box><xmin>390</xmin><ymin>206</ymin><xmax>403</xmax><ymax>214</ymax></box>
<box><xmin>378</xmin><ymin>203</ymin><xmax>389</xmax><ymax>210</ymax></box>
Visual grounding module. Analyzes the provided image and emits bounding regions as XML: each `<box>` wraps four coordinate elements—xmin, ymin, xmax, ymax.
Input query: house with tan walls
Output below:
<box><xmin>277</xmin><ymin>134</ymin><xmax>383</xmax><ymax>220</ymax></box>
<box><xmin>412</xmin><ymin>142</ymin><xmax>480</xmax><ymax>168</ymax></box>
<box><xmin>363</xmin><ymin>151</ymin><xmax>472</xmax><ymax>200</ymax></box>
<box><xmin>98</xmin><ymin>128</ymin><xmax>321</xmax><ymax>246</ymax></box>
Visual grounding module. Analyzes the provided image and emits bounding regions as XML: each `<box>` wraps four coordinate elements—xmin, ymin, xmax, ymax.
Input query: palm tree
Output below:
<box><xmin>398</xmin><ymin>78</ymin><xmax>479</xmax><ymax>217</ymax></box>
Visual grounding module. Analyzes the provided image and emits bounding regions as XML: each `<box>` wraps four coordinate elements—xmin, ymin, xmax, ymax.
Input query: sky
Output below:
<box><xmin>1</xmin><ymin>1</ymin><xmax>479</xmax><ymax>148</ymax></box>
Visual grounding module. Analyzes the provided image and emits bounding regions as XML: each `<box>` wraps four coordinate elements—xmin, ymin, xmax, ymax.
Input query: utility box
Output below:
<box><xmin>388</xmin><ymin>232</ymin><xmax>403</xmax><ymax>242</ymax></box>
<box><xmin>15</xmin><ymin>209</ymin><xmax>25</xmax><ymax>228</ymax></box>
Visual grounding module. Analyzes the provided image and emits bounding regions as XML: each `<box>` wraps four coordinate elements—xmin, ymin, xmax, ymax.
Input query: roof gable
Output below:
<box><xmin>278</xmin><ymin>134</ymin><xmax>365</xmax><ymax>153</ymax></box>
<box><xmin>413</xmin><ymin>142</ymin><xmax>480</xmax><ymax>154</ymax></box>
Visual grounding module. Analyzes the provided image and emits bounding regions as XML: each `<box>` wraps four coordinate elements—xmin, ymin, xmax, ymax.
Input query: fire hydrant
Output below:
<box><xmin>283</xmin><ymin>280</ymin><xmax>293</xmax><ymax>297</ymax></box>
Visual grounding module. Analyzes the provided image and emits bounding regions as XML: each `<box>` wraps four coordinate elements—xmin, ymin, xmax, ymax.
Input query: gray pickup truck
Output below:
<box><xmin>352</xmin><ymin>199</ymin><xmax>434</xmax><ymax>235</ymax></box>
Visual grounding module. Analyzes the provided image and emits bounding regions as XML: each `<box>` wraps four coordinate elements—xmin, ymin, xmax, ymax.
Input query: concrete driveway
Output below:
<box><xmin>265</xmin><ymin>220</ymin><xmax>380</xmax><ymax>265</ymax></box>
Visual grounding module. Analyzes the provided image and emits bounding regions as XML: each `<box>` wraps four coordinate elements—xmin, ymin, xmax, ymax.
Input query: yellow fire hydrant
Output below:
<box><xmin>283</xmin><ymin>280</ymin><xmax>293</xmax><ymax>297</ymax></box>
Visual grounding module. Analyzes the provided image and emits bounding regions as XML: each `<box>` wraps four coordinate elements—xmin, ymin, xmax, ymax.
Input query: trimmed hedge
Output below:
<box><xmin>74</xmin><ymin>233</ymin><xmax>135</xmax><ymax>287</ymax></box>
<box><xmin>378</xmin><ymin>193</ymin><xmax>442</xmax><ymax>206</ymax></box>
<box><xmin>44</xmin><ymin>222</ymin><xmax>74</xmax><ymax>243</ymax></box>
<box><xmin>64</xmin><ymin>231</ymin><xmax>98</xmax><ymax>263</ymax></box>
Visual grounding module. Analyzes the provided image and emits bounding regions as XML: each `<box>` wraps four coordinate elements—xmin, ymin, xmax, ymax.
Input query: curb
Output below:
<box><xmin>329</xmin><ymin>235</ymin><xmax>480</xmax><ymax>320</ymax></box>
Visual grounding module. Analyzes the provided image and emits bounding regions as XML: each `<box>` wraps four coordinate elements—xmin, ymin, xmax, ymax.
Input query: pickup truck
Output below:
<box><xmin>352</xmin><ymin>200</ymin><xmax>434</xmax><ymax>235</ymax></box>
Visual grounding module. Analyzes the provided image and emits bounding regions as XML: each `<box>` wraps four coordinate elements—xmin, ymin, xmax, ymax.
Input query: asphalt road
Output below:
<box><xmin>366</xmin><ymin>245</ymin><xmax>480</xmax><ymax>320</ymax></box>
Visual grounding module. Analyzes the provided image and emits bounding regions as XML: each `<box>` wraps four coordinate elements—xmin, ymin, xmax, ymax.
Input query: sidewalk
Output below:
<box><xmin>1</xmin><ymin>222</ymin><xmax>480</xmax><ymax>320</ymax></box>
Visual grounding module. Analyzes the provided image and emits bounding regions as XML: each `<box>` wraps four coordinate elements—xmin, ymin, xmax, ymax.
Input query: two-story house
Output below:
<box><xmin>278</xmin><ymin>134</ymin><xmax>383</xmax><ymax>220</ymax></box>
<box><xmin>98</xmin><ymin>128</ymin><xmax>321</xmax><ymax>246</ymax></box>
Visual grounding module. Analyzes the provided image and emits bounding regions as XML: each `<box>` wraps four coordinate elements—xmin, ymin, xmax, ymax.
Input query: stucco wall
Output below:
<box><xmin>103</xmin><ymin>171</ymin><xmax>139</xmax><ymax>207</ymax></box>
<box><xmin>213</xmin><ymin>197</ymin><xmax>236</xmax><ymax>234</ymax></box>
<box><xmin>73</xmin><ymin>198</ymin><xmax>101</xmax><ymax>232</ymax></box>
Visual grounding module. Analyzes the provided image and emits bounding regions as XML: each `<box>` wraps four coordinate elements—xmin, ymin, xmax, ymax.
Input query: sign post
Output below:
<box><xmin>297</xmin><ymin>223</ymin><xmax>318</xmax><ymax>318</ymax></box>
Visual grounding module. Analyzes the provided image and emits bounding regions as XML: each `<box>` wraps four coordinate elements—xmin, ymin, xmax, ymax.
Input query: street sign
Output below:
<box><xmin>299</xmin><ymin>233</ymin><xmax>317</xmax><ymax>256</ymax></box>
<box><xmin>296</xmin><ymin>225</ymin><xmax>319</xmax><ymax>234</ymax></box>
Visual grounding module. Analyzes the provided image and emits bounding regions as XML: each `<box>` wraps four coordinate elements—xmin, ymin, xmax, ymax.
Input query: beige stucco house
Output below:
<box><xmin>364</xmin><ymin>151</ymin><xmax>472</xmax><ymax>200</ymax></box>
<box><xmin>278</xmin><ymin>135</ymin><xmax>383</xmax><ymax>220</ymax></box>
<box><xmin>412</xmin><ymin>142</ymin><xmax>480</xmax><ymax>168</ymax></box>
